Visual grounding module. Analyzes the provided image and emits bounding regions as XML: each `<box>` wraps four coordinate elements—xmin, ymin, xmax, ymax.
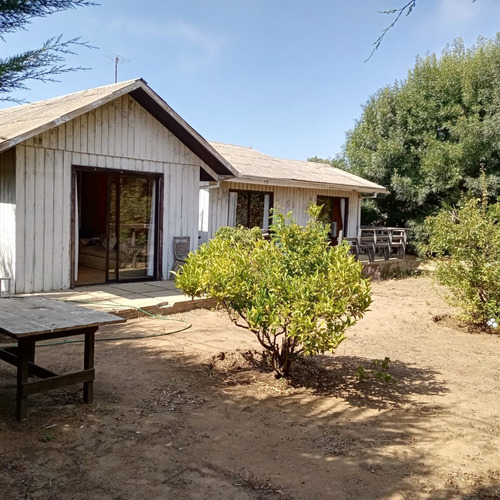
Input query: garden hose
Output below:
<box><xmin>0</xmin><ymin>297</ymin><xmax>193</xmax><ymax>348</ymax></box>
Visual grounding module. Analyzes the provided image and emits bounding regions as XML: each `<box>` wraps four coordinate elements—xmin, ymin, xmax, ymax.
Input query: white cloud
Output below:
<box><xmin>109</xmin><ymin>17</ymin><xmax>227</xmax><ymax>72</ymax></box>
<box><xmin>438</xmin><ymin>0</ymin><xmax>479</xmax><ymax>26</ymax></box>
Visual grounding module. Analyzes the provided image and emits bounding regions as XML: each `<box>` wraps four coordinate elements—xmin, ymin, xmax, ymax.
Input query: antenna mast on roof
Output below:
<box><xmin>106</xmin><ymin>54</ymin><xmax>130</xmax><ymax>83</ymax></box>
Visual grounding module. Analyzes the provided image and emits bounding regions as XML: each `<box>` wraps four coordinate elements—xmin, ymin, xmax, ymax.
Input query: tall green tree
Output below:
<box><xmin>344</xmin><ymin>36</ymin><xmax>500</xmax><ymax>237</ymax></box>
<box><xmin>0</xmin><ymin>0</ymin><xmax>95</xmax><ymax>101</ymax></box>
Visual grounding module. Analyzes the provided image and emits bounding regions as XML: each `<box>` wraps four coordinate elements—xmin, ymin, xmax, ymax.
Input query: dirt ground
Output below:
<box><xmin>0</xmin><ymin>275</ymin><xmax>499</xmax><ymax>500</ymax></box>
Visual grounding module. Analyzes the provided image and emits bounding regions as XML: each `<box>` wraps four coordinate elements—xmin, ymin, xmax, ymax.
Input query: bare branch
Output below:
<box><xmin>366</xmin><ymin>0</ymin><xmax>477</xmax><ymax>62</ymax></box>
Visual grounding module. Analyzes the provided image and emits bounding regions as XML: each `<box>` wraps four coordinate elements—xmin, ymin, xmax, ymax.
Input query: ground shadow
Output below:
<box><xmin>0</xmin><ymin>316</ymin><xmax>490</xmax><ymax>500</ymax></box>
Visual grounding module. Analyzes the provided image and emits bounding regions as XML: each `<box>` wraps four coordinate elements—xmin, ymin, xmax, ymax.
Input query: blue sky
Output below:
<box><xmin>5</xmin><ymin>0</ymin><xmax>500</xmax><ymax>160</ymax></box>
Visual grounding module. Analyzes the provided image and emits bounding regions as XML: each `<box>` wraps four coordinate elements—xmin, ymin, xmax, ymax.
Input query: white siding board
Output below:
<box><xmin>43</xmin><ymin>149</ymin><xmax>55</xmax><ymax>292</ymax></box>
<box><xmin>57</xmin><ymin>123</ymin><xmax>65</xmax><ymax>150</ymax></box>
<box><xmin>49</xmin><ymin>127</ymin><xmax>58</xmax><ymax>150</ymax></box>
<box><xmin>52</xmin><ymin>151</ymin><xmax>65</xmax><ymax>291</ymax></box>
<box><xmin>15</xmin><ymin>147</ymin><xmax>25</xmax><ymax>292</ymax></box>
<box><xmin>87</xmin><ymin>110</ymin><xmax>95</xmax><ymax>154</ymax></box>
<box><xmin>65</xmin><ymin>120</ymin><xmax>73</xmax><ymax>151</ymax></box>
<box><xmin>33</xmin><ymin>148</ymin><xmax>45</xmax><ymax>291</ymax></box>
<box><xmin>24</xmin><ymin>147</ymin><xmax>36</xmax><ymax>292</ymax></box>
<box><xmin>61</xmin><ymin>152</ymin><xmax>71</xmax><ymax>289</ymax></box>
<box><xmin>0</xmin><ymin>149</ymin><xmax>16</xmax><ymax>289</ymax></box>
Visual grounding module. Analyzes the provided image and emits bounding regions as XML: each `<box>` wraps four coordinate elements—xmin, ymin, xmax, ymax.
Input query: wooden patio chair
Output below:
<box><xmin>374</xmin><ymin>229</ymin><xmax>391</xmax><ymax>260</ymax></box>
<box><xmin>357</xmin><ymin>229</ymin><xmax>376</xmax><ymax>262</ymax></box>
<box><xmin>170</xmin><ymin>236</ymin><xmax>191</xmax><ymax>279</ymax></box>
<box><xmin>389</xmin><ymin>229</ymin><xmax>406</xmax><ymax>259</ymax></box>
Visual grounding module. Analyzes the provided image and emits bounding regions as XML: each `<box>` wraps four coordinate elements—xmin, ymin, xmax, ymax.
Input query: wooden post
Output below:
<box><xmin>16</xmin><ymin>338</ymin><xmax>33</xmax><ymax>421</ymax></box>
<box><xmin>83</xmin><ymin>328</ymin><xmax>96</xmax><ymax>403</ymax></box>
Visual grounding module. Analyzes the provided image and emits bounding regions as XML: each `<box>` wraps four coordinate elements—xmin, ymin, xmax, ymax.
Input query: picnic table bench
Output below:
<box><xmin>339</xmin><ymin>227</ymin><xmax>409</xmax><ymax>262</ymax></box>
<box><xmin>0</xmin><ymin>296</ymin><xmax>125</xmax><ymax>420</ymax></box>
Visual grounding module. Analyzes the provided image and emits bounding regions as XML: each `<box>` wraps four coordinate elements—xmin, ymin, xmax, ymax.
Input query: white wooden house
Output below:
<box><xmin>201</xmin><ymin>142</ymin><xmax>388</xmax><ymax>242</ymax></box>
<box><xmin>0</xmin><ymin>79</ymin><xmax>235</xmax><ymax>293</ymax></box>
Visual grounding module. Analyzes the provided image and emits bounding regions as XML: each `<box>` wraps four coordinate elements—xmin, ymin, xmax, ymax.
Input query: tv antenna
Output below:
<box><xmin>106</xmin><ymin>54</ymin><xmax>130</xmax><ymax>83</ymax></box>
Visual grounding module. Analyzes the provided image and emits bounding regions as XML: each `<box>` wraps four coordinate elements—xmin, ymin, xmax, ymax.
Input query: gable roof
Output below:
<box><xmin>0</xmin><ymin>78</ymin><xmax>236</xmax><ymax>180</ymax></box>
<box><xmin>209</xmin><ymin>142</ymin><xmax>388</xmax><ymax>194</ymax></box>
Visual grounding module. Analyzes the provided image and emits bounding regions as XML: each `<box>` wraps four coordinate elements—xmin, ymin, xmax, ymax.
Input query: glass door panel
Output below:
<box><xmin>117</xmin><ymin>175</ymin><xmax>156</xmax><ymax>281</ymax></box>
<box><xmin>107</xmin><ymin>175</ymin><xmax>118</xmax><ymax>282</ymax></box>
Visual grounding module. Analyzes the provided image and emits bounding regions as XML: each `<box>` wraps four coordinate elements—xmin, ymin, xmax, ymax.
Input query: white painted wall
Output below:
<box><xmin>13</xmin><ymin>94</ymin><xmax>210</xmax><ymax>293</ymax></box>
<box><xmin>0</xmin><ymin>148</ymin><xmax>16</xmax><ymax>292</ymax></box>
<box><xmin>207</xmin><ymin>181</ymin><xmax>361</xmax><ymax>239</ymax></box>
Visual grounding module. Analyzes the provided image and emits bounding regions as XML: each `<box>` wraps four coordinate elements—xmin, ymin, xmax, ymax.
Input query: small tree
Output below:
<box><xmin>176</xmin><ymin>206</ymin><xmax>372</xmax><ymax>377</ymax></box>
<box><xmin>421</xmin><ymin>190</ymin><xmax>500</xmax><ymax>326</ymax></box>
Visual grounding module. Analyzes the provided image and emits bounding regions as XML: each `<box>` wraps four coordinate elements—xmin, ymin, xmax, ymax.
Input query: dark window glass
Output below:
<box><xmin>232</xmin><ymin>190</ymin><xmax>272</xmax><ymax>228</ymax></box>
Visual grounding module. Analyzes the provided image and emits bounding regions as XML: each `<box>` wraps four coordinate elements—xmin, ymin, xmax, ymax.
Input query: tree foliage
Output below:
<box><xmin>344</xmin><ymin>36</ymin><xmax>500</xmax><ymax>239</ymax></box>
<box><xmin>420</xmin><ymin>187</ymin><xmax>500</xmax><ymax>326</ymax></box>
<box><xmin>0</xmin><ymin>0</ymin><xmax>95</xmax><ymax>101</ymax></box>
<box><xmin>175</xmin><ymin>206</ymin><xmax>372</xmax><ymax>377</ymax></box>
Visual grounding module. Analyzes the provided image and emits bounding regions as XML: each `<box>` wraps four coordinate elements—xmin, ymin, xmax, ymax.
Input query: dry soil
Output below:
<box><xmin>0</xmin><ymin>276</ymin><xmax>499</xmax><ymax>499</ymax></box>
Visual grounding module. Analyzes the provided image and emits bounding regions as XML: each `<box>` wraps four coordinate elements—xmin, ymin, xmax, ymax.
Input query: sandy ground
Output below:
<box><xmin>0</xmin><ymin>275</ymin><xmax>499</xmax><ymax>500</ymax></box>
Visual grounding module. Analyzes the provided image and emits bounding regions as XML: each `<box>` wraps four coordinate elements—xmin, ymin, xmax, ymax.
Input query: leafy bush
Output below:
<box><xmin>420</xmin><ymin>193</ymin><xmax>500</xmax><ymax>325</ymax></box>
<box><xmin>176</xmin><ymin>205</ymin><xmax>372</xmax><ymax>377</ymax></box>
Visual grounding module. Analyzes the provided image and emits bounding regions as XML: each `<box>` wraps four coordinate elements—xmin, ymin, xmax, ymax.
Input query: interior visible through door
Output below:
<box><xmin>317</xmin><ymin>195</ymin><xmax>349</xmax><ymax>243</ymax></box>
<box><xmin>74</xmin><ymin>169</ymin><xmax>160</xmax><ymax>286</ymax></box>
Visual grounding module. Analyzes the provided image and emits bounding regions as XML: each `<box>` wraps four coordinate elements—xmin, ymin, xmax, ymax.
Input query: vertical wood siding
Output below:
<box><xmin>207</xmin><ymin>181</ymin><xmax>361</xmax><ymax>238</ymax></box>
<box><xmin>0</xmin><ymin>148</ymin><xmax>16</xmax><ymax>287</ymax></box>
<box><xmin>14</xmin><ymin>95</ymin><xmax>206</xmax><ymax>293</ymax></box>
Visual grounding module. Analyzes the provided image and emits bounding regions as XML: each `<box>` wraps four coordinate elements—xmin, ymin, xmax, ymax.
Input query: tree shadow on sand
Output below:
<box><xmin>288</xmin><ymin>353</ymin><xmax>448</xmax><ymax>410</ymax></box>
<box><xmin>202</xmin><ymin>349</ymin><xmax>448</xmax><ymax>411</ymax></box>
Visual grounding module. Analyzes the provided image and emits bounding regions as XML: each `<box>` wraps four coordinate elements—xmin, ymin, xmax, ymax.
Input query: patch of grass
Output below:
<box><xmin>356</xmin><ymin>357</ymin><xmax>394</xmax><ymax>384</ymax></box>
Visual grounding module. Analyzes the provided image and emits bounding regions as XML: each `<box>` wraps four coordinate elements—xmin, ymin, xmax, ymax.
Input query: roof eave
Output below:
<box><xmin>128</xmin><ymin>85</ymin><xmax>237</xmax><ymax>180</ymax></box>
<box><xmin>224</xmin><ymin>174</ymin><xmax>388</xmax><ymax>194</ymax></box>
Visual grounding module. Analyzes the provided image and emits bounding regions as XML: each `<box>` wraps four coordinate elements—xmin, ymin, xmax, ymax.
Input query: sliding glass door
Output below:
<box><xmin>108</xmin><ymin>174</ymin><xmax>158</xmax><ymax>281</ymax></box>
<box><xmin>74</xmin><ymin>168</ymin><xmax>160</xmax><ymax>286</ymax></box>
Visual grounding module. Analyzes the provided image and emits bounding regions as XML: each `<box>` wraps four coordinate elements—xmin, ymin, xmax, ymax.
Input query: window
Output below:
<box><xmin>317</xmin><ymin>195</ymin><xmax>349</xmax><ymax>240</ymax></box>
<box><xmin>228</xmin><ymin>190</ymin><xmax>273</xmax><ymax>229</ymax></box>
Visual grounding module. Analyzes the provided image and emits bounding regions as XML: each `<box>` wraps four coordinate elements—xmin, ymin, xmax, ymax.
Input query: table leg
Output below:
<box><xmin>83</xmin><ymin>329</ymin><xmax>96</xmax><ymax>404</ymax></box>
<box><xmin>16</xmin><ymin>338</ymin><xmax>34</xmax><ymax>421</ymax></box>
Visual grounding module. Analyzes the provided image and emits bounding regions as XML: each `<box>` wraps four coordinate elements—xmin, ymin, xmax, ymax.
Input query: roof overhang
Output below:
<box><xmin>128</xmin><ymin>84</ymin><xmax>237</xmax><ymax>181</ymax></box>
<box><xmin>223</xmin><ymin>175</ymin><xmax>389</xmax><ymax>194</ymax></box>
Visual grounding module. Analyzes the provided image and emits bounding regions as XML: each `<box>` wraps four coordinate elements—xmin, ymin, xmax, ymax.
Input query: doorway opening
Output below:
<box><xmin>73</xmin><ymin>168</ymin><xmax>161</xmax><ymax>286</ymax></box>
<box><xmin>317</xmin><ymin>195</ymin><xmax>349</xmax><ymax>243</ymax></box>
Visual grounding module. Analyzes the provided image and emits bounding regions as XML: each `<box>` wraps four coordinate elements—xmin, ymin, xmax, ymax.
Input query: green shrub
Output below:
<box><xmin>176</xmin><ymin>205</ymin><xmax>372</xmax><ymax>377</ymax></box>
<box><xmin>420</xmin><ymin>193</ymin><xmax>500</xmax><ymax>326</ymax></box>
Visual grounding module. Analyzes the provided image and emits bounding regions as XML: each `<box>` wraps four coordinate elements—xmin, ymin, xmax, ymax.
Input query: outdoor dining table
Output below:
<box><xmin>0</xmin><ymin>296</ymin><xmax>125</xmax><ymax>420</ymax></box>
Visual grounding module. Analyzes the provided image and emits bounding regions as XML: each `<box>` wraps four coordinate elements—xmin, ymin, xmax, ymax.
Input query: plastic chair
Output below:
<box><xmin>0</xmin><ymin>277</ymin><xmax>12</xmax><ymax>298</ymax></box>
<box><xmin>170</xmin><ymin>236</ymin><xmax>191</xmax><ymax>278</ymax></box>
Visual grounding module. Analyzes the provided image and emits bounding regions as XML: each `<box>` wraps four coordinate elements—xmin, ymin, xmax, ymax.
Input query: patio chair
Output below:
<box><xmin>170</xmin><ymin>236</ymin><xmax>191</xmax><ymax>279</ymax></box>
<box><xmin>389</xmin><ymin>229</ymin><xmax>406</xmax><ymax>259</ymax></box>
<box><xmin>374</xmin><ymin>229</ymin><xmax>391</xmax><ymax>261</ymax></box>
<box><xmin>357</xmin><ymin>229</ymin><xmax>376</xmax><ymax>262</ymax></box>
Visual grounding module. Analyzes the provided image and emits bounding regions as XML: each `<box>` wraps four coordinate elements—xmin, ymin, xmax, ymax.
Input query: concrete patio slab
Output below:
<box><xmin>19</xmin><ymin>280</ymin><xmax>214</xmax><ymax>319</ymax></box>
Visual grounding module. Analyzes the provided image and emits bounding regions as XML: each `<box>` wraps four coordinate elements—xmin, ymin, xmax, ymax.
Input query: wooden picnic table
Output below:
<box><xmin>0</xmin><ymin>296</ymin><xmax>125</xmax><ymax>420</ymax></box>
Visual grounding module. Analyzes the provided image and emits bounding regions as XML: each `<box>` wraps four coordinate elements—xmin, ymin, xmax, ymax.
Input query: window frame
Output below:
<box><xmin>228</xmin><ymin>189</ymin><xmax>274</xmax><ymax>229</ymax></box>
